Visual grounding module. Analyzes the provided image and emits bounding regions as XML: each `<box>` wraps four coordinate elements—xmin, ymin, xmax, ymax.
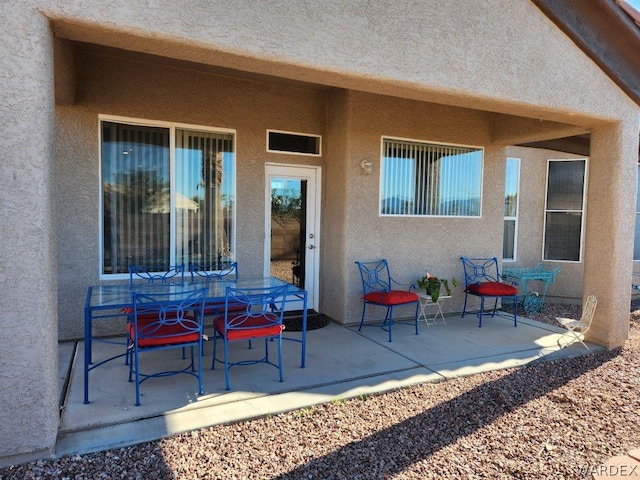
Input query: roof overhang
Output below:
<box><xmin>531</xmin><ymin>0</ymin><xmax>640</xmax><ymax>107</ymax></box>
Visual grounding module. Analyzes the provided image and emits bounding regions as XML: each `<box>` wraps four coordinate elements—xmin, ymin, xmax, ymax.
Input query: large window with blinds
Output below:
<box><xmin>380</xmin><ymin>137</ymin><xmax>483</xmax><ymax>217</ymax></box>
<box><xmin>100</xmin><ymin>117</ymin><xmax>235</xmax><ymax>277</ymax></box>
<box><xmin>543</xmin><ymin>159</ymin><xmax>586</xmax><ymax>262</ymax></box>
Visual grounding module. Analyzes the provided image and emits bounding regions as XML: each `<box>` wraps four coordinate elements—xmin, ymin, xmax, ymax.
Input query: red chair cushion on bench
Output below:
<box><xmin>466</xmin><ymin>282</ymin><xmax>517</xmax><ymax>296</ymax></box>
<box><xmin>364</xmin><ymin>290</ymin><xmax>419</xmax><ymax>306</ymax></box>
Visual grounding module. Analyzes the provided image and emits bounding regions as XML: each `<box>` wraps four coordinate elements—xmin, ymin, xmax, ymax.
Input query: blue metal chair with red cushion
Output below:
<box><xmin>123</xmin><ymin>264</ymin><xmax>187</xmax><ymax>363</ymax></box>
<box><xmin>355</xmin><ymin>259</ymin><xmax>420</xmax><ymax>342</ymax></box>
<box><xmin>127</xmin><ymin>286</ymin><xmax>207</xmax><ymax>406</ymax></box>
<box><xmin>212</xmin><ymin>284</ymin><xmax>289</xmax><ymax>390</ymax></box>
<box><xmin>460</xmin><ymin>256</ymin><xmax>519</xmax><ymax>327</ymax></box>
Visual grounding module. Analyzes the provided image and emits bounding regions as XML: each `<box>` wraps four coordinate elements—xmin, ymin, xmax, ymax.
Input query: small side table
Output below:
<box><xmin>417</xmin><ymin>293</ymin><xmax>451</xmax><ymax>326</ymax></box>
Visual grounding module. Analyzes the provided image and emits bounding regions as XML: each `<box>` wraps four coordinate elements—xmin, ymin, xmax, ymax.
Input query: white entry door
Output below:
<box><xmin>265</xmin><ymin>164</ymin><xmax>321</xmax><ymax>311</ymax></box>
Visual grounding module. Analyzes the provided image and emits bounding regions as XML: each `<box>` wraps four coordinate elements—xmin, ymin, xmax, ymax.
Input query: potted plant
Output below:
<box><xmin>417</xmin><ymin>272</ymin><xmax>458</xmax><ymax>302</ymax></box>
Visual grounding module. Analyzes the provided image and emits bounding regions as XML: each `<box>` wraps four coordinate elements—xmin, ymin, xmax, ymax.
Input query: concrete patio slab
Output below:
<box><xmin>56</xmin><ymin>313</ymin><xmax>601</xmax><ymax>458</ymax></box>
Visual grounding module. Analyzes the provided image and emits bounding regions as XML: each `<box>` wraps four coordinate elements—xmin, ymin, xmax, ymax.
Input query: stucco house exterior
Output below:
<box><xmin>1</xmin><ymin>0</ymin><xmax>639</xmax><ymax>465</ymax></box>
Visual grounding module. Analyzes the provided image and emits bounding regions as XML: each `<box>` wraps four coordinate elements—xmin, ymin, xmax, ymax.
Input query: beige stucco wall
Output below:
<box><xmin>329</xmin><ymin>90</ymin><xmax>519</xmax><ymax>325</ymax></box>
<box><xmin>56</xmin><ymin>52</ymin><xmax>328</xmax><ymax>339</ymax></box>
<box><xmin>2</xmin><ymin>0</ymin><xmax>639</xmax><ymax>466</ymax></box>
<box><xmin>0</xmin><ymin>3</ymin><xmax>60</xmax><ymax>464</ymax></box>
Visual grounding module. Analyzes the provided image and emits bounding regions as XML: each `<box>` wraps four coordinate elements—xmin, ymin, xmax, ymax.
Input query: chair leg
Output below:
<box><xmin>277</xmin><ymin>335</ymin><xmax>283</xmax><ymax>382</ymax></box>
<box><xmin>462</xmin><ymin>293</ymin><xmax>469</xmax><ymax>317</ymax></box>
<box><xmin>197</xmin><ymin>342</ymin><xmax>204</xmax><ymax>395</ymax></box>
<box><xmin>358</xmin><ymin>304</ymin><xmax>367</xmax><ymax>331</ymax></box>
<box><xmin>478</xmin><ymin>297</ymin><xmax>484</xmax><ymax>327</ymax></box>
<box><xmin>223</xmin><ymin>338</ymin><xmax>231</xmax><ymax>391</ymax></box>
<box><xmin>263</xmin><ymin>338</ymin><xmax>270</xmax><ymax>362</ymax></box>
<box><xmin>387</xmin><ymin>307</ymin><xmax>393</xmax><ymax>342</ymax></box>
<box><xmin>134</xmin><ymin>348</ymin><xmax>141</xmax><ymax>407</ymax></box>
<box><xmin>211</xmin><ymin>329</ymin><xmax>218</xmax><ymax>370</ymax></box>
<box><xmin>413</xmin><ymin>302</ymin><xmax>420</xmax><ymax>335</ymax></box>
<box><xmin>558</xmin><ymin>330</ymin><xmax>589</xmax><ymax>350</ymax></box>
<box><xmin>512</xmin><ymin>296</ymin><xmax>518</xmax><ymax>326</ymax></box>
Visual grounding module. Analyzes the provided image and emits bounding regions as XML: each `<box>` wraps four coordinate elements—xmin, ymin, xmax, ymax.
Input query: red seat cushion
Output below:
<box><xmin>465</xmin><ymin>281</ymin><xmax>517</xmax><ymax>296</ymax></box>
<box><xmin>364</xmin><ymin>290</ymin><xmax>419</xmax><ymax>306</ymax></box>
<box><xmin>126</xmin><ymin>322</ymin><xmax>200</xmax><ymax>347</ymax></box>
<box><xmin>215</xmin><ymin>315</ymin><xmax>285</xmax><ymax>341</ymax></box>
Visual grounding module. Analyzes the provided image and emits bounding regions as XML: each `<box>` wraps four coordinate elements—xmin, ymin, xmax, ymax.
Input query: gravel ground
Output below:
<box><xmin>3</xmin><ymin>302</ymin><xmax>640</xmax><ymax>479</ymax></box>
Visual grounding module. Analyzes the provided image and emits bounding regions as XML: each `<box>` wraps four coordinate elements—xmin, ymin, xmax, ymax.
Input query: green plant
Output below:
<box><xmin>417</xmin><ymin>272</ymin><xmax>458</xmax><ymax>302</ymax></box>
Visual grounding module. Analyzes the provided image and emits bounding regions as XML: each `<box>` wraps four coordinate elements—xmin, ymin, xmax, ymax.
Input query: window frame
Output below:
<box><xmin>378</xmin><ymin>135</ymin><xmax>484</xmax><ymax>218</ymax></box>
<box><xmin>503</xmin><ymin>157</ymin><xmax>521</xmax><ymax>263</ymax></box>
<box><xmin>98</xmin><ymin>114</ymin><xmax>237</xmax><ymax>280</ymax></box>
<box><xmin>266</xmin><ymin>129</ymin><xmax>322</xmax><ymax>157</ymax></box>
<box><xmin>542</xmin><ymin>158</ymin><xmax>588</xmax><ymax>263</ymax></box>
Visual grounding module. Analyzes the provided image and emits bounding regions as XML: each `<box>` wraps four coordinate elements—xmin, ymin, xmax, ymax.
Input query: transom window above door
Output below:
<box><xmin>100</xmin><ymin>116</ymin><xmax>236</xmax><ymax>278</ymax></box>
<box><xmin>380</xmin><ymin>137</ymin><xmax>483</xmax><ymax>217</ymax></box>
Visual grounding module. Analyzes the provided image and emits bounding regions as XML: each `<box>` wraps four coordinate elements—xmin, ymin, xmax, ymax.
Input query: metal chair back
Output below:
<box><xmin>355</xmin><ymin>259</ymin><xmax>393</xmax><ymax>294</ymax></box>
<box><xmin>189</xmin><ymin>262</ymin><xmax>238</xmax><ymax>283</ymax></box>
<box><xmin>128</xmin><ymin>264</ymin><xmax>185</xmax><ymax>286</ymax></box>
<box><xmin>460</xmin><ymin>256</ymin><xmax>501</xmax><ymax>286</ymax></box>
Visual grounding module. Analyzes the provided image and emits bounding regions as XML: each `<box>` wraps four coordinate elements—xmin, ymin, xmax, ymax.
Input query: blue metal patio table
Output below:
<box><xmin>501</xmin><ymin>264</ymin><xmax>560</xmax><ymax>315</ymax></box>
<box><xmin>83</xmin><ymin>277</ymin><xmax>308</xmax><ymax>404</ymax></box>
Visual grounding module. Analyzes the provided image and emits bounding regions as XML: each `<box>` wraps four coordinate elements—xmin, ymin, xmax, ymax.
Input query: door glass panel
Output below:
<box><xmin>270</xmin><ymin>178</ymin><xmax>306</xmax><ymax>286</ymax></box>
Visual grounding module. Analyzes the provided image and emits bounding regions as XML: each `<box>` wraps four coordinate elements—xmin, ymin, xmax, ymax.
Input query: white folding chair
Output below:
<box><xmin>556</xmin><ymin>295</ymin><xmax>597</xmax><ymax>350</ymax></box>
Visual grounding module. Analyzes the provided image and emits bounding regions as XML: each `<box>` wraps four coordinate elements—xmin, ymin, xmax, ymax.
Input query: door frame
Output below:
<box><xmin>264</xmin><ymin>163</ymin><xmax>321</xmax><ymax>311</ymax></box>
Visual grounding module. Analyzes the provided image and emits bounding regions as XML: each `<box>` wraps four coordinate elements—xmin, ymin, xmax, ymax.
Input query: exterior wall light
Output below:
<box><xmin>360</xmin><ymin>159</ymin><xmax>373</xmax><ymax>174</ymax></box>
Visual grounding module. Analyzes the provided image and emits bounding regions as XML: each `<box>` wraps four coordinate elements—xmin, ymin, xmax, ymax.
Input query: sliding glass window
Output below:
<box><xmin>100</xmin><ymin>117</ymin><xmax>235</xmax><ymax>277</ymax></box>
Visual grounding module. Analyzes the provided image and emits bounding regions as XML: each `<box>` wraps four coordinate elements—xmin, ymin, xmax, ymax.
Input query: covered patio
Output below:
<box><xmin>56</xmin><ymin>311</ymin><xmax>600</xmax><ymax>458</ymax></box>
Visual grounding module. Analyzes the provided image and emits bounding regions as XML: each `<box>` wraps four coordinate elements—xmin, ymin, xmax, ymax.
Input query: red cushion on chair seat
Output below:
<box><xmin>466</xmin><ymin>281</ymin><xmax>517</xmax><ymax>296</ymax></box>
<box><xmin>364</xmin><ymin>290</ymin><xmax>419</xmax><ymax>306</ymax></box>
<box><xmin>126</xmin><ymin>322</ymin><xmax>200</xmax><ymax>347</ymax></box>
<box><xmin>215</xmin><ymin>315</ymin><xmax>285</xmax><ymax>341</ymax></box>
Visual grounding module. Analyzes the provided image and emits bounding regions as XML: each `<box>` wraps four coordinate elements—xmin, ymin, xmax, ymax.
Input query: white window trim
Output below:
<box><xmin>266</xmin><ymin>129</ymin><xmax>322</xmax><ymax>157</ymax></box>
<box><xmin>541</xmin><ymin>158</ymin><xmax>588</xmax><ymax>264</ymax></box>
<box><xmin>98</xmin><ymin>114</ymin><xmax>237</xmax><ymax>280</ymax></box>
<box><xmin>503</xmin><ymin>157</ymin><xmax>520</xmax><ymax>263</ymax></box>
<box><xmin>378</xmin><ymin>135</ymin><xmax>484</xmax><ymax>218</ymax></box>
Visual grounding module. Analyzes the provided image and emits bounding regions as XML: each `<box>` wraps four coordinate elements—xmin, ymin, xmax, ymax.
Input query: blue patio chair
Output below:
<box><xmin>189</xmin><ymin>261</ymin><xmax>238</xmax><ymax>283</ymax></box>
<box><xmin>125</xmin><ymin>264</ymin><xmax>187</xmax><ymax>362</ymax></box>
<box><xmin>126</xmin><ymin>286</ymin><xmax>207</xmax><ymax>406</ymax></box>
<box><xmin>460</xmin><ymin>256</ymin><xmax>519</xmax><ymax>327</ymax></box>
<box><xmin>212</xmin><ymin>284</ymin><xmax>289</xmax><ymax>390</ymax></box>
<box><xmin>355</xmin><ymin>259</ymin><xmax>420</xmax><ymax>342</ymax></box>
